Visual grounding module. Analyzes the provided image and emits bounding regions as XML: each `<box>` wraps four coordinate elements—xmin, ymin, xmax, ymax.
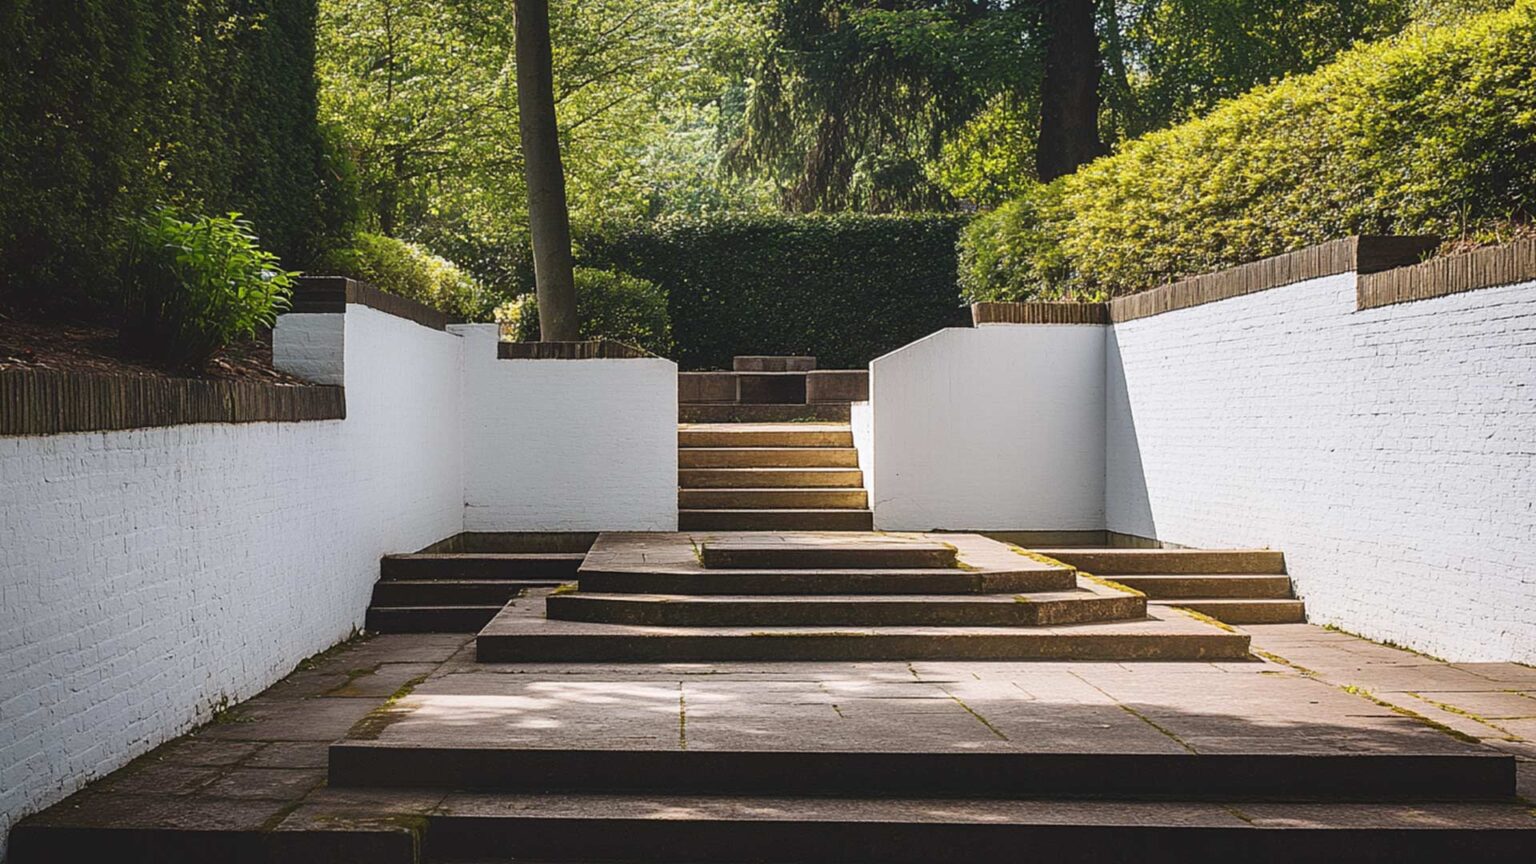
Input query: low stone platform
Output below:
<box><xmin>13</xmin><ymin>628</ymin><xmax>1536</xmax><ymax>862</ymax></box>
<box><xmin>475</xmin><ymin>532</ymin><xmax>1250</xmax><ymax>662</ymax></box>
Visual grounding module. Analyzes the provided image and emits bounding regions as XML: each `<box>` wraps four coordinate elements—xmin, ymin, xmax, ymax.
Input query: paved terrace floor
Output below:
<box><xmin>18</xmin><ymin>624</ymin><xmax>1536</xmax><ymax>847</ymax></box>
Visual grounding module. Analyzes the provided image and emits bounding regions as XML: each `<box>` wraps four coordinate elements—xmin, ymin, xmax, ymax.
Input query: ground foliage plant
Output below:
<box><xmin>0</xmin><ymin>0</ymin><xmax>352</xmax><ymax>317</ymax></box>
<box><xmin>495</xmin><ymin>268</ymin><xmax>674</xmax><ymax>356</ymax></box>
<box><xmin>120</xmin><ymin>208</ymin><xmax>297</xmax><ymax>371</ymax></box>
<box><xmin>959</xmin><ymin>1</ymin><xmax>1536</xmax><ymax>301</ymax></box>
<box><xmin>586</xmin><ymin>213</ymin><xmax>969</xmax><ymax>370</ymax></box>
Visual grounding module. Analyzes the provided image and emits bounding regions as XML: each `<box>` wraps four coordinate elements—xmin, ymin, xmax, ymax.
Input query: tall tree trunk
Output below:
<box><xmin>1037</xmin><ymin>0</ymin><xmax>1104</xmax><ymax>181</ymax></box>
<box><xmin>515</xmin><ymin>0</ymin><xmax>578</xmax><ymax>341</ymax></box>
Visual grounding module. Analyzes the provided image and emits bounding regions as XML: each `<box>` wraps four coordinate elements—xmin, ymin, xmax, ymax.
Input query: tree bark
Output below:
<box><xmin>1037</xmin><ymin>0</ymin><xmax>1104</xmax><ymax>181</ymax></box>
<box><xmin>515</xmin><ymin>0</ymin><xmax>578</xmax><ymax>340</ymax></box>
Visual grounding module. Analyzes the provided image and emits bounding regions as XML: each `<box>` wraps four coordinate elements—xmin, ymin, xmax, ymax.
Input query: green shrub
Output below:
<box><xmin>957</xmin><ymin>183</ymin><xmax>1080</xmax><ymax>303</ymax></box>
<box><xmin>585</xmin><ymin>214</ymin><xmax>970</xmax><ymax>370</ymax></box>
<box><xmin>316</xmin><ymin>233</ymin><xmax>490</xmax><ymax>320</ymax></box>
<box><xmin>495</xmin><ymin>268</ymin><xmax>674</xmax><ymax>356</ymax></box>
<box><xmin>0</xmin><ymin>1</ymin><xmax>345</xmax><ymax>318</ymax></box>
<box><xmin>120</xmin><ymin>208</ymin><xmax>296</xmax><ymax>370</ymax></box>
<box><xmin>961</xmin><ymin>2</ymin><xmax>1536</xmax><ymax>299</ymax></box>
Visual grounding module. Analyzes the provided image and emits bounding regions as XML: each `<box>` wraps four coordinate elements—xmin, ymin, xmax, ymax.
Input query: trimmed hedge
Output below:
<box><xmin>586</xmin><ymin>214</ymin><xmax>970</xmax><ymax>370</ymax></box>
<box><xmin>0</xmin><ymin>0</ymin><xmax>352</xmax><ymax>316</ymax></box>
<box><xmin>961</xmin><ymin>2</ymin><xmax>1536</xmax><ymax>299</ymax></box>
<box><xmin>315</xmin><ymin>233</ymin><xmax>490</xmax><ymax>321</ymax></box>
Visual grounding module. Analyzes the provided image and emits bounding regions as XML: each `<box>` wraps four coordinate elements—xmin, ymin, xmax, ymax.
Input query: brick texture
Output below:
<box><xmin>1106</xmin><ymin>274</ymin><xmax>1536</xmax><ymax>662</ymax></box>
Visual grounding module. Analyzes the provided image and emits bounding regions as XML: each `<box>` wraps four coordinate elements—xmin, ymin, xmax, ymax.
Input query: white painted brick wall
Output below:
<box><xmin>867</xmin><ymin>326</ymin><xmax>1107</xmax><ymax>531</ymax></box>
<box><xmin>1106</xmin><ymin>275</ymin><xmax>1536</xmax><ymax>662</ymax></box>
<box><xmin>0</xmin><ymin>306</ymin><xmax>465</xmax><ymax>852</ymax></box>
<box><xmin>454</xmin><ymin>325</ymin><xmax>678</xmax><ymax>532</ymax></box>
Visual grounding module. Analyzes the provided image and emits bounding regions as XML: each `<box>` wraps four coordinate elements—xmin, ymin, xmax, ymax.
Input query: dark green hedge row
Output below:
<box><xmin>960</xmin><ymin>1</ymin><xmax>1536</xmax><ymax>300</ymax></box>
<box><xmin>585</xmin><ymin>214</ymin><xmax>970</xmax><ymax>370</ymax></box>
<box><xmin>0</xmin><ymin>0</ymin><xmax>353</xmax><ymax>316</ymax></box>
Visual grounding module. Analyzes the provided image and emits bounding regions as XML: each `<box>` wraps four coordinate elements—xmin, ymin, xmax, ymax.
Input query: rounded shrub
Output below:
<box><xmin>316</xmin><ymin>233</ymin><xmax>490</xmax><ymax>320</ymax></box>
<box><xmin>495</xmin><ymin>267</ymin><xmax>673</xmax><ymax>356</ymax></box>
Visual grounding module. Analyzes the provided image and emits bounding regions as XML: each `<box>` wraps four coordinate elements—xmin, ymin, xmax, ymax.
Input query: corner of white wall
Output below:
<box><xmin>867</xmin><ymin>325</ymin><xmax>1107</xmax><ymax>531</ymax></box>
<box><xmin>273</xmin><ymin>312</ymin><xmax>346</xmax><ymax>385</ymax></box>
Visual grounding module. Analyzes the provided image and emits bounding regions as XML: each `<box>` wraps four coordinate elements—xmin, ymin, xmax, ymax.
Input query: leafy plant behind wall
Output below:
<box><xmin>120</xmin><ymin>208</ymin><xmax>297</xmax><ymax>372</ymax></box>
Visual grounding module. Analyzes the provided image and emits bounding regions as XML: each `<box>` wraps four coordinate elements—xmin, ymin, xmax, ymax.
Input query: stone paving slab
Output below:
<box><xmin>14</xmin><ymin>626</ymin><xmax>1536</xmax><ymax>862</ymax></box>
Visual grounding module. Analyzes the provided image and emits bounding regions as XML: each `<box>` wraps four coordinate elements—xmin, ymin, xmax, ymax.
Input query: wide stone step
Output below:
<box><xmin>546</xmin><ymin>591</ymin><xmax>1144</xmax><ymax>628</ymax></box>
<box><xmin>699</xmin><ymin>537</ymin><xmax>955</xmax><ymax>569</ymax></box>
<box><xmin>578</xmin><ymin>565</ymin><xmax>1074</xmax><ymax>595</ymax></box>
<box><xmin>328</xmin><ymin>743</ymin><xmax>1507</xmax><ymax>801</ymax></box>
<box><xmin>679</xmin><ymin>508</ymin><xmax>873</xmax><ymax>531</ymax></box>
<box><xmin>679</xmin><ymin>488</ymin><xmax>868</xmax><ymax>510</ymax></box>
<box><xmin>680</xmin><ymin>403</ymin><xmax>852</xmax><ymax>423</ymax></box>
<box><xmin>1115</xmin><ymin>574</ymin><xmax>1295</xmax><ymax>599</ymax></box>
<box><xmin>419</xmin><ymin>794</ymin><xmax>1536</xmax><ymax>863</ymax></box>
<box><xmin>679</xmin><ymin>467</ymin><xmax>864</xmax><ymax>489</ymax></box>
<box><xmin>371</xmin><ymin>580</ymin><xmax>538</xmax><ymax>607</ymax></box>
<box><xmin>679</xmin><ymin>423</ymin><xmax>853</xmax><ymax>448</ymax></box>
<box><xmin>381</xmin><ymin>553</ymin><xmax>585</xmax><ymax>581</ymax></box>
<box><xmin>364</xmin><ymin>605</ymin><xmax>503</xmax><ymax>633</ymax></box>
<box><xmin>679</xmin><ymin>447</ymin><xmax>859</xmax><ymax>468</ymax></box>
<box><xmin>1034</xmin><ymin>548</ymin><xmax>1286</xmax><ymax>575</ymax></box>
<box><xmin>474</xmin><ymin>598</ymin><xmax>1248</xmax><ymax>661</ymax></box>
<box><xmin>1153</xmin><ymin>598</ymin><xmax>1307</xmax><ymax>624</ymax></box>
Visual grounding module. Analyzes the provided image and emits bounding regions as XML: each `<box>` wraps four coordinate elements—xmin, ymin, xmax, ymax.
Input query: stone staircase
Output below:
<box><xmin>475</xmin><ymin>531</ymin><xmax>1251</xmax><ymax>662</ymax></box>
<box><xmin>678</xmin><ymin>423</ymin><xmax>874</xmax><ymax>531</ymax></box>
<box><xmin>364</xmin><ymin>535</ymin><xmax>592</xmax><ymax>633</ymax></box>
<box><xmin>1035</xmin><ymin>547</ymin><xmax>1306</xmax><ymax>624</ymax></box>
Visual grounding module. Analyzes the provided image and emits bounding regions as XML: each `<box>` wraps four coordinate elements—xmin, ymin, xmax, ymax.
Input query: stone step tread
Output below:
<box><xmin>546</xmin><ymin>590</ymin><xmax>1142</xmax><ymax>628</ymax></box>
<box><xmin>1114</xmin><ymin>574</ymin><xmax>1295</xmax><ymax>598</ymax></box>
<box><xmin>1033</xmin><ymin>548</ymin><xmax>1286</xmax><ymax>575</ymax></box>
<box><xmin>679</xmin><ymin>509</ymin><xmax>875</xmax><ymax>532</ymax></box>
<box><xmin>577</xmin><ymin>570</ymin><xmax>1071</xmax><ymax>594</ymax></box>
<box><xmin>475</xmin><ymin>597</ymin><xmax>1249</xmax><ymax>661</ymax></box>
<box><xmin>680</xmin><ymin>488</ymin><xmax>868</xmax><ymax>502</ymax></box>
<box><xmin>680</xmin><ymin>404</ymin><xmax>852</xmax><ymax>423</ymax></box>
<box><xmin>553</xmin><ymin>591</ymin><xmax>1106</xmax><ymax>604</ymax></box>
<box><xmin>378</xmin><ymin>579</ymin><xmax>561</xmax><ymax>589</ymax></box>
<box><xmin>700</xmin><ymin>536</ymin><xmax>954</xmax><ymax>569</ymax></box>
<box><xmin>427</xmin><ymin>791</ymin><xmax>1536</xmax><ymax>829</ymax></box>
<box><xmin>679</xmin><ymin>450</ymin><xmax>859</xmax><ymax>468</ymax></box>
<box><xmin>680</xmin><ymin>423</ymin><xmax>852</xmax><ymax>431</ymax></box>
<box><xmin>679</xmin><ymin>467</ymin><xmax>865</xmax><ymax>489</ymax></box>
<box><xmin>484</xmin><ymin>598</ymin><xmax>1225</xmax><ymax>637</ymax></box>
<box><xmin>330</xmin><ymin>740</ymin><xmax>1507</xmax><ymax>799</ymax></box>
<box><xmin>1152</xmin><ymin>598</ymin><xmax>1307</xmax><ymax>624</ymax></box>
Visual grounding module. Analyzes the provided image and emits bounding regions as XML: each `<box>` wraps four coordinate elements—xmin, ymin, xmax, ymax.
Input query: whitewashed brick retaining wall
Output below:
<box><xmin>1106</xmin><ymin>274</ymin><xmax>1536</xmax><ymax>663</ymax></box>
<box><xmin>0</xmin><ymin>309</ymin><xmax>680</xmax><ymax>853</ymax></box>
<box><xmin>0</xmin><ymin>306</ymin><xmax>465</xmax><ymax>851</ymax></box>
